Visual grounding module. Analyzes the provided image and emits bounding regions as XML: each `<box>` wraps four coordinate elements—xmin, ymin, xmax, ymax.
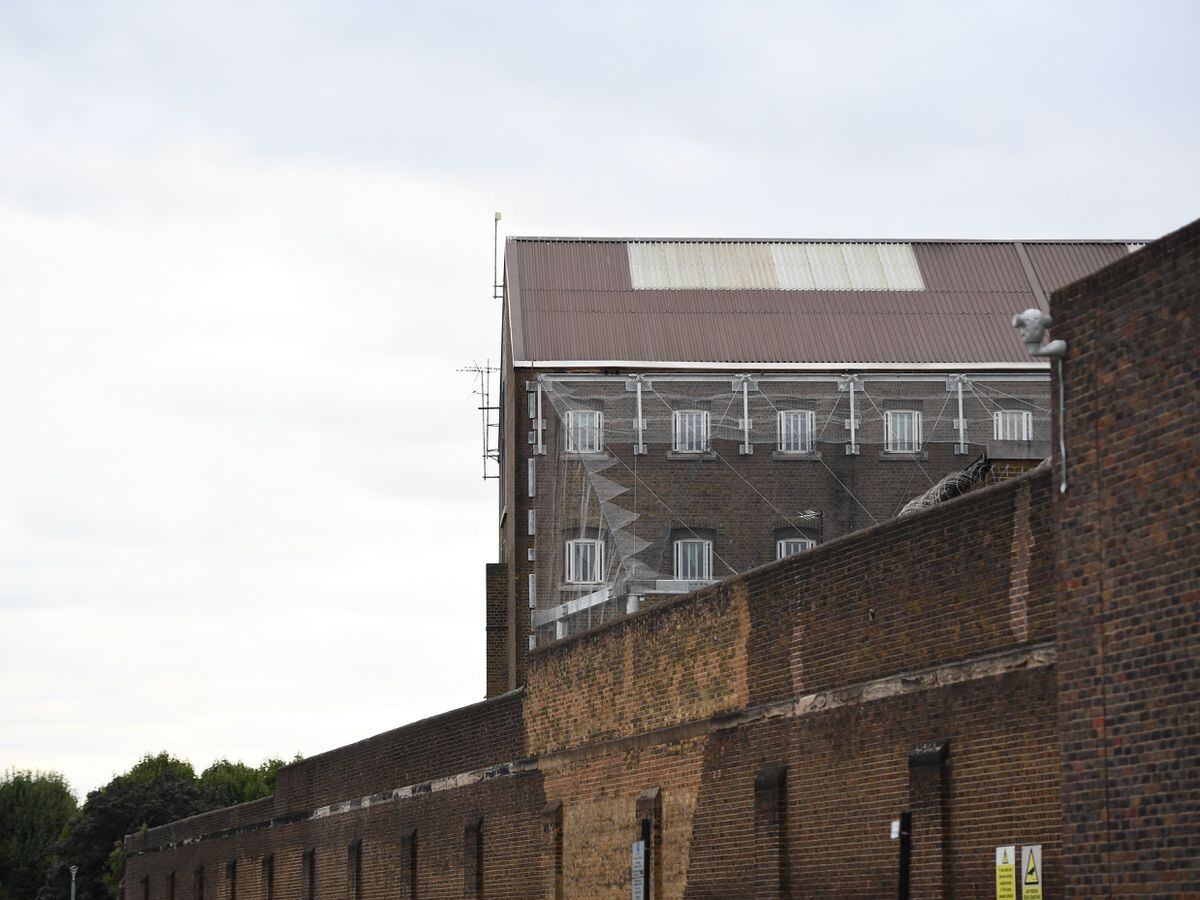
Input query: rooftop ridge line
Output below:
<box><xmin>508</xmin><ymin>235</ymin><xmax>1151</xmax><ymax>245</ymax></box>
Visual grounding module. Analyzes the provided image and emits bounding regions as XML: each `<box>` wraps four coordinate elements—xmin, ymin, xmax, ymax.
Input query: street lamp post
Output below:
<box><xmin>69</xmin><ymin>865</ymin><xmax>77</xmax><ymax>900</ymax></box>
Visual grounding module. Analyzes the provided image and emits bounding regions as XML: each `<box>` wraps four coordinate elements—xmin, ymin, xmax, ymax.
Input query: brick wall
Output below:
<box><xmin>129</xmin><ymin>465</ymin><xmax>1062</xmax><ymax>898</ymax></box>
<box><xmin>1052</xmin><ymin>218</ymin><xmax>1200</xmax><ymax>894</ymax></box>
<box><xmin>484</xmin><ymin>562</ymin><xmax>509</xmax><ymax>698</ymax></box>
<box><xmin>525</xmin><ymin>470</ymin><xmax>1059</xmax><ymax>897</ymax></box>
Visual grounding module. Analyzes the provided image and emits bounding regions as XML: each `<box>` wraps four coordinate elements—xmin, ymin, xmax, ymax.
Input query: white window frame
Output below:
<box><xmin>993</xmin><ymin>409</ymin><xmax>1033</xmax><ymax>441</ymax></box>
<box><xmin>884</xmin><ymin>409</ymin><xmax>923</xmax><ymax>453</ymax></box>
<box><xmin>776</xmin><ymin>538</ymin><xmax>816</xmax><ymax>559</ymax></box>
<box><xmin>565</xmin><ymin>410</ymin><xmax>603</xmax><ymax>454</ymax></box>
<box><xmin>673</xmin><ymin>538</ymin><xmax>712</xmax><ymax>581</ymax></box>
<box><xmin>777</xmin><ymin>409</ymin><xmax>816</xmax><ymax>453</ymax></box>
<box><xmin>672</xmin><ymin>410</ymin><xmax>710</xmax><ymax>453</ymax></box>
<box><xmin>565</xmin><ymin>539</ymin><xmax>604</xmax><ymax>584</ymax></box>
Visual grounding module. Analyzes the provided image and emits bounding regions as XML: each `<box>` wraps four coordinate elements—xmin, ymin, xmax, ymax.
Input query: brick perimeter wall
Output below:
<box><xmin>129</xmin><ymin>466</ymin><xmax>1061</xmax><ymax>898</ymax></box>
<box><xmin>1052</xmin><ymin>218</ymin><xmax>1200</xmax><ymax>895</ymax></box>
<box><xmin>526</xmin><ymin>470</ymin><xmax>1059</xmax><ymax>897</ymax></box>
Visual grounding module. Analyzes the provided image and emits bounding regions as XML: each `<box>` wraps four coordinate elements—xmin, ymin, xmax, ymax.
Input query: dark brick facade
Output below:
<box><xmin>484</xmin><ymin>562</ymin><xmax>508</xmax><ymax>699</ymax></box>
<box><xmin>1052</xmin><ymin>218</ymin><xmax>1200</xmax><ymax>894</ymax></box>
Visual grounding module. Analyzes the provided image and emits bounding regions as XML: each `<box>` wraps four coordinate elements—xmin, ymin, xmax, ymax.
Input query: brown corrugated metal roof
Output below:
<box><xmin>1024</xmin><ymin>242</ymin><xmax>1130</xmax><ymax>293</ymax></box>
<box><xmin>506</xmin><ymin>237</ymin><xmax>1142</xmax><ymax>366</ymax></box>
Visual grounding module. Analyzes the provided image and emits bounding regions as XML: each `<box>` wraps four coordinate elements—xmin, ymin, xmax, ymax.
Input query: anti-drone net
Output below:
<box><xmin>527</xmin><ymin>374</ymin><xmax>1049</xmax><ymax>646</ymax></box>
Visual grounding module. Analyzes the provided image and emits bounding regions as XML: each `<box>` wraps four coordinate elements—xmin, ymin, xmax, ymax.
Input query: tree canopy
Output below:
<box><xmin>31</xmin><ymin>753</ymin><xmax>295</xmax><ymax>900</ymax></box>
<box><xmin>0</xmin><ymin>770</ymin><xmax>78</xmax><ymax>900</ymax></box>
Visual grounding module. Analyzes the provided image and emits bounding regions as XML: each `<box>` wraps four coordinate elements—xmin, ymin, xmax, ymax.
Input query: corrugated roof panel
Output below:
<box><xmin>1025</xmin><ymin>243</ymin><xmax>1129</xmax><ymax>293</ymax></box>
<box><xmin>508</xmin><ymin>238</ymin><xmax>1138</xmax><ymax>365</ymax></box>
<box><xmin>510</xmin><ymin>240</ymin><xmax>631</xmax><ymax>290</ymax></box>
<box><xmin>877</xmin><ymin>243</ymin><xmax>926</xmax><ymax>290</ymax></box>
<box><xmin>519</xmin><ymin>289</ymin><xmax>1044</xmax><ymax>365</ymax></box>
<box><xmin>806</xmin><ymin>243</ymin><xmax>852</xmax><ymax>289</ymax></box>
<box><xmin>628</xmin><ymin>241</ymin><xmax>922</xmax><ymax>290</ymax></box>
<box><xmin>628</xmin><ymin>241</ymin><xmax>781</xmax><ymax>290</ymax></box>
<box><xmin>768</xmin><ymin>243</ymin><xmax>818</xmax><ymax>289</ymax></box>
<box><xmin>911</xmin><ymin>243</ymin><xmax>1031</xmax><ymax>292</ymax></box>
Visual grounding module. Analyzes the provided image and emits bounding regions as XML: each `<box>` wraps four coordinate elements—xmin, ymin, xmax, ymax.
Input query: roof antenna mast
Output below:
<box><xmin>457</xmin><ymin>212</ymin><xmax>505</xmax><ymax>480</ymax></box>
<box><xmin>493</xmin><ymin>211</ymin><xmax>503</xmax><ymax>300</ymax></box>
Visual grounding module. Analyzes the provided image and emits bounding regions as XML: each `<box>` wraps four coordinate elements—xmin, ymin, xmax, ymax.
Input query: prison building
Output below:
<box><xmin>486</xmin><ymin>236</ymin><xmax>1141</xmax><ymax>693</ymax></box>
<box><xmin>124</xmin><ymin>220</ymin><xmax>1198</xmax><ymax>898</ymax></box>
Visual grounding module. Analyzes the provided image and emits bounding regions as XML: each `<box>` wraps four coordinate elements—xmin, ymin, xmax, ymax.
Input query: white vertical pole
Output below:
<box><xmin>536</xmin><ymin>382</ymin><xmax>544</xmax><ymax>454</ymax></box>
<box><xmin>848</xmin><ymin>377</ymin><xmax>858</xmax><ymax>454</ymax></box>
<box><xmin>956</xmin><ymin>376</ymin><xmax>967</xmax><ymax>454</ymax></box>
<box><xmin>635</xmin><ymin>378</ymin><xmax>645</xmax><ymax>454</ymax></box>
<box><xmin>741</xmin><ymin>376</ymin><xmax>752</xmax><ymax>454</ymax></box>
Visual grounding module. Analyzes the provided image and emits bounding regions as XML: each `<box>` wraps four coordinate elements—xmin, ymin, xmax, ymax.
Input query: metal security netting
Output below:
<box><xmin>527</xmin><ymin>372</ymin><xmax>1049</xmax><ymax>646</ymax></box>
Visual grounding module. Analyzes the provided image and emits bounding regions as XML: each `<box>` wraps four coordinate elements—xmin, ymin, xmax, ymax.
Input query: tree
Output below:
<box><xmin>0</xmin><ymin>770</ymin><xmax>78</xmax><ymax>900</ymax></box>
<box><xmin>37</xmin><ymin>753</ymin><xmax>201</xmax><ymax>900</ymax></box>
<box><xmin>37</xmin><ymin>752</ymin><xmax>296</xmax><ymax>900</ymax></box>
<box><xmin>197</xmin><ymin>759</ymin><xmax>288</xmax><ymax>810</ymax></box>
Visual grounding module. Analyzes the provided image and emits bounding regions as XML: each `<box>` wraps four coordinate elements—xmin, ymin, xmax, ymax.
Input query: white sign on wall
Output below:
<box><xmin>631</xmin><ymin>840</ymin><xmax>646</xmax><ymax>900</ymax></box>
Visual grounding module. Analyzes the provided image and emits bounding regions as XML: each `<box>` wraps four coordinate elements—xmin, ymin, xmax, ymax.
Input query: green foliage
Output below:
<box><xmin>36</xmin><ymin>752</ymin><xmax>298</xmax><ymax>900</ymax></box>
<box><xmin>37</xmin><ymin>753</ymin><xmax>202</xmax><ymax>900</ymax></box>
<box><xmin>197</xmin><ymin>758</ymin><xmax>288</xmax><ymax>809</ymax></box>
<box><xmin>124</xmin><ymin>755</ymin><xmax>195</xmax><ymax>786</ymax></box>
<box><xmin>0</xmin><ymin>769</ymin><xmax>78</xmax><ymax>900</ymax></box>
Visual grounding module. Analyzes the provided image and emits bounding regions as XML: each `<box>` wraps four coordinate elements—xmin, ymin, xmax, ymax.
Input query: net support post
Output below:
<box><xmin>946</xmin><ymin>375</ymin><xmax>970</xmax><ymax>454</ymax></box>
<box><xmin>839</xmin><ymin>375</ymin><xmax>862</xmax><ymax>454</ymax></box>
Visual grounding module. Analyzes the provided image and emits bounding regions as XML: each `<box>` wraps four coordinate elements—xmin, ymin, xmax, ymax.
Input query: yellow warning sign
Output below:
<box><xmin>1021</xmin><ymin>845</ymin><xmax>1043</xmax><ymax>900</ymax></box>
<box><xmin>995</xmin><ymin>846</ymin><xmax>1016</xmax><ymax>900</ymax></box>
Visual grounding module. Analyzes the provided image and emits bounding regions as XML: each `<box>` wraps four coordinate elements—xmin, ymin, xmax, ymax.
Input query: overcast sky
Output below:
<box><xmin>2</xmin><ymin>0</ymin><xmax>1197</xmax><ymax>800</ymax></box>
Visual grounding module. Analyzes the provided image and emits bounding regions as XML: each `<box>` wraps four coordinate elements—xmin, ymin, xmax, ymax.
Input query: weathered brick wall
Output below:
<box><xmin>484</xmin><ymin>562</ymin><xmax>509</xmax><ymax>698</ymax></box>
<box><xmin>526</xmin><ymin>470</ymin><xmax>1055</xmax><ymax>753</ymax></box>
<box><xmin>1052</xmin><ymin>218</ymin><xmax>1200</xmax><ymax>894</ymax></box>
<box><xmin>525</xmin><ymin>470</ymin><xmax>1059</xmax><ymax>897</ymax></box>
<box><xmin>128</xmin><ymin>466</ymin><xmax>1061</xmax><ymax>899</ymax></box>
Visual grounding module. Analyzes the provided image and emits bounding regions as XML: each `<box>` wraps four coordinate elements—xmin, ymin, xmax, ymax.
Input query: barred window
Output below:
<box><xmin>777</xmin><ymin>410</ymin><xmax>815</xmax><ymax>453</ymax></box>
<box><xmin>565</xmin><ymin>539</ymin><xmax>604</xmax><ymax>584</ymax></box>
<box><xmin>776</xmin><ymin>538</ymin><xmax>815</xmax><ymax>559</ymax></box>
<box><xmin>673</xmin><ymin>539</ymin><xmax>712</xmax><ymax>581</ymax></box>
<box><xmin>566</xmin><ymin>410</ymin><xmax>603</xmax><ymax>453</ymax></box>
<box><xmin>885</xmin><ymin>410</ymin><xmax>922</xmax><ymax>453</ymax></box>
<box><xmin>672</xmin><ymin>410</ymin><xmax>710</xmax><ymax>453</ymax></box>
<box><xmin>993</xmin><ymin>409</ymin><xmax>1032</xmax><ymax>441</ymax></box>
